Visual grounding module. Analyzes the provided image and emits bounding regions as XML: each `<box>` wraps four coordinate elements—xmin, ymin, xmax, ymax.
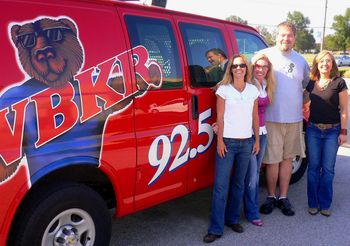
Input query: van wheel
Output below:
<box><xmin>290</xmin><ymin>155</ymin><xmax>307</xmax><ymax>184</ymax></box>
<box><xmin>13</xmin><ymin>182</ymin><xmax>111</xmax><ymax>246</ymax></box>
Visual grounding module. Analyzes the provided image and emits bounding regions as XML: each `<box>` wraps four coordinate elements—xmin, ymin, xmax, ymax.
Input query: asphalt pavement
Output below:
<box><xmin>110</xmin><ymin>94</ymin><xmax>350</xmax><ymax>246</ymax></box>
<box><xmin>110</xmin><ymin>145</ymin><xmax>350</xmax><ymax>246</ymax></box>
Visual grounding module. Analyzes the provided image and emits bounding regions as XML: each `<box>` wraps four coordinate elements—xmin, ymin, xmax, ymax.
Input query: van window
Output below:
<box><xmin>125</xmin><ymin>16</ymin><xmax>183</xmax><ymax>89</ymax></box>
<box><xmin>179</xmin><ymin>23</ymin><xmax>227</xmax><ymax>87</ymax></box>
<box><xmin>234</xmin><ymin>31</ymin><xmax>267</xmax><ymax>61</ymax></box>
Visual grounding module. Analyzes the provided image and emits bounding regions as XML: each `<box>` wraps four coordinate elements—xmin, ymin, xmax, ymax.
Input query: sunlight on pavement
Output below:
<box><xmin>338</xmin><ymin>146</ymin><xmax>350</xmax><ymax>157</ymax></box>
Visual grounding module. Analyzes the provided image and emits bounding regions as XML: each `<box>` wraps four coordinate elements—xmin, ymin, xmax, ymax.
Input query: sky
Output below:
<box><xmin>164</xmin><ymin>0</ymin><xmax>349</xmax><ymax>43</ymax></box>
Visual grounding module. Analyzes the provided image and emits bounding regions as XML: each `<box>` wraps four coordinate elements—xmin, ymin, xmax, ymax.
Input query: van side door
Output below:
<box><xmin>122</xmin><ymin>12</ymin><xmax>189</xmax><ymax>210</ymax></box>
<box><xmin>176</xmin><ymin>18</ymin><xmax>232</xmax><ymax>192</ymax></box>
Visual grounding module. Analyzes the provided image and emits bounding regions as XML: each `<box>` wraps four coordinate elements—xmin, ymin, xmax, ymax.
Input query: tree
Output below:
<box><xmin>297</xmin><ymin>29</ymin><xmax>316</xmax><ymax>52</ymax></box>
<box><xmin>256</xmin><ymin>26</ymin><xmax>274</xmax><ymax>46</ymax></box>
<box><xmin>226</xmin><ymin>15</ymin><xmax>247</xmax><ymax>24</ymax></box>
<box><xmin>331</xmin><ymin>8</ymin><xmax>350</xmax><ymax>53</ymax></box>
<box><xmin>323</xmin><ymin>34</ymin><xmax>337</xmax><ymax>51</ymax></box>
<box><xmin>286</xmin><ymin>11</ymin><xmax>316</xmax><ymax>52</ymax></box>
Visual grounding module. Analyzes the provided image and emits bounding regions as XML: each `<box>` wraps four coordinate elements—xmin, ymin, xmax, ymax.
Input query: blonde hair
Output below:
<box><xmin>310</xmin><ymin>50</ymin><xmax>339</xmax><ymax>81</ymax></box>
<box><xmin>251</xmin><ymin>53</ymin><xmax>276</xmax><ymax>102</ymax></box>
<box><xmin>220</xmin><ymin>54</ymin><xmax>252</xmax><ymax>85</ymax></box>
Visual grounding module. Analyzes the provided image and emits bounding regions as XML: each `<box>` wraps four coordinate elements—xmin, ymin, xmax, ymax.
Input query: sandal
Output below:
<box><xmin>251</xmin><ymin>219</ymin><xmax>263</xmax><ymax>226</ymax></box>
<box><xmin>320</xmin><ymin>209</ymin><xmax>331</xmax><ymax>217</ymax></box>
<box><xmin>308</xmin><ymin>208</ymin><xmax>318</xmax><ymax>215</ymax></box>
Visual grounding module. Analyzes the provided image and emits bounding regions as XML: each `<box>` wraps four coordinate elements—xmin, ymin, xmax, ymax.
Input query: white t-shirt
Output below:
<box><xmin>216</xmin><ymin>83</ymin><xmax>259</xmax><ymax>138</ymax></box>
<box><xmin>254</xmin><ymin>78</ymin><xmax>268</xmax><ymax>135</ymax></box>
<box><xmin>259</xmin><ymin>47</ymin><xmax>310</xmax><ymax>123</ymax></box>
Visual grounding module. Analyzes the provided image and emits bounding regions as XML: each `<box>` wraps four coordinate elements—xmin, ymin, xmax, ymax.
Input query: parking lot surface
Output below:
<box><xmin>110</xmin><ymin>146</ymin><xmax>350</xmax><ymax>246</ymax></box>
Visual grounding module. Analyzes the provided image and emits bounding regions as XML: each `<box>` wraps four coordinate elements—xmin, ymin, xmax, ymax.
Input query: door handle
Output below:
<box><xmin>192</xmin><ymin>95</ymin><xmax>198</xmax><ymax>120</ymax></box>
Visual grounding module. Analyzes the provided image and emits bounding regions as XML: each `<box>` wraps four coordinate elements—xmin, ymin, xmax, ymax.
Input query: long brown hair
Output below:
<box><xmin>251</xmin><ymin>53</ymin><xmax>276</xmax><ymax>102</ymax></box>
<box><xmin>220</xmin><ymin>54</ymin><xmax>252</xmax><ymax>85</ymax></box>
<box><xmin>310</xmin><ymin>50</ymin><xmax>339</xmax><ymax>81</ymax></box>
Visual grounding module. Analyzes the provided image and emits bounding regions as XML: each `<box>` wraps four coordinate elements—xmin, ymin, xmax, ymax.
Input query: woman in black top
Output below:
<box><xmin>303</xmin><ymin>50</ymin><xmax>348</xmax><ymax>216</ymax></box>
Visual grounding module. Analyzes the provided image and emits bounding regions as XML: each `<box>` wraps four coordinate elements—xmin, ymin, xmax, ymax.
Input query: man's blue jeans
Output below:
<box><xmin>208</xmin><ymin>137</ymin><xmax>253</xmax><ymax>235</ymax></box>
<box><xmin>244</xmin><ymin>134</ymin><xmax>266</xmax><ymax>221</ymax></box>
<box><xmin>306</xmin><ymin>124</ymin><xmax>340</xmax><ymax>210</ymax></box>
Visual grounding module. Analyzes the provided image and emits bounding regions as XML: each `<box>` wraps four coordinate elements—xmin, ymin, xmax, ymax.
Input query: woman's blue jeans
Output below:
<box><xmin>208</xmin><ymin>137</ymin><xmax>253</xmax><ymax>235</ymax></box>
<box><xmin>306</xmin><ymin>124</ymin><xmax>340</xmax><ymax>210</ymax></box>
<box><xmin>244</xmin><ymin>134</ymin><xmax>267</xmax><ymax>221</ymax></box>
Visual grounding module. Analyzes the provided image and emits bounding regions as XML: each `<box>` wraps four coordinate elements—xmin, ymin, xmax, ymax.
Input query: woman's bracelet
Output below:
<box><xmin>340</xmin><ymin>129</ymin><xmax>347</xmax><ymax>135</ymax></box>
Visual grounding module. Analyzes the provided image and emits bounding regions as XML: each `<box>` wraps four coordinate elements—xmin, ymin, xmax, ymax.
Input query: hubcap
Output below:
<box><xmin>292</xmin><ymin>155</ymin><xmax>302</xmax><ymax>174</ymax></box>
<box><xmin>42</xmin><ymin>208</ymin><xmax>95</xmax><ymax>246</ymax></box>
<box><xmin>54</xmin><ymin>225</ymin><xmax>79</xmax><ymax>245</ymax></box>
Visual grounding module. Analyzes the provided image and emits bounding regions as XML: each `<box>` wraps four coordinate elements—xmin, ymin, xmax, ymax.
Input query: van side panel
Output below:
<box><xmin>118</xmin><ymin>8</ymin><xmax>190</xmax><ymax>210</ymax></box>
<box><xmin>0</xmin><ymin>0</ymin><xmax>146</xmax><ymax>241</ymax></box>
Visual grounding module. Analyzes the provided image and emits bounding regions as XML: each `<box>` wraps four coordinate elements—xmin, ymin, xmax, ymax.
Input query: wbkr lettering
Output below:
<box><xmin>0</xmin><ymin>45</ymin><xmax>162</xmax><ymax>166</ymax></box>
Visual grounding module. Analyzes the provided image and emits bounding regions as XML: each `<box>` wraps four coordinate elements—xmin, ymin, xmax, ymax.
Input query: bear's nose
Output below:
<box><xmin>35</xmin><ymin>47</ymin><xmax>56</xmax><ymax>62</ymax></box>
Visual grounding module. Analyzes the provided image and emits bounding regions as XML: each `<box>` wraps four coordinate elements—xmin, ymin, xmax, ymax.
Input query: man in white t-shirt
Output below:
<box><xmin>259</xmin><ymin>22</ymin><xmax>310</xmax><ymax>216</ymax></box>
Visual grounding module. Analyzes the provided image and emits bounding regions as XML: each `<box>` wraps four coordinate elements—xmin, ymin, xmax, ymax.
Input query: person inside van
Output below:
<box><xmin>204</xmin><ymin>54</ymin><xmax>259</xmax><ymax>243</ymax></box>
<box><xmin>205</xmin><ymin>48</ymin><xmax>228</xmax><ymax>82</ymax></box>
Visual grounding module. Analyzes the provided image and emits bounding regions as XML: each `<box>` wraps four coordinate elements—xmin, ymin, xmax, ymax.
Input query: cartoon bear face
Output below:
<box><xmin>11</xmin><ymin>18</ymin><xmax>83</xmax><ymax>88</ymax></box>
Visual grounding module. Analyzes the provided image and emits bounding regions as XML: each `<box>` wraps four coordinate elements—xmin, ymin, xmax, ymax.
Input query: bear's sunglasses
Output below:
<box><xmin>16</xmin><ymin>27</ymin><xmax>72</xmax><ymax>49</ymax></box>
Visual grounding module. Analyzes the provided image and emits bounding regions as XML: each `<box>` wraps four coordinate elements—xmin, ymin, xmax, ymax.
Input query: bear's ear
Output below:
<box><xmin>59</xmin><ymin>18</ymin><xmax>77</xmax><ymax>35</ymax></box>
<box><xmin>10</xmin><ymin>24</ymin><xmax>21</xmax><ymax>46</ymax></box>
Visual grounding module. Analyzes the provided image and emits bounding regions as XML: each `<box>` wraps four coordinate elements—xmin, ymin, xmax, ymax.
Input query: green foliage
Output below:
<box><xmin>226</xmin><ymin>15</ymin><xmax>248</xmax><ymax>24</ymax></box>
<box><xmin>331</xmin><ymin>8</ymin><xmax>350</xmax><ymax>52</ymax></box>
<box><xmin>225</xmin><ymin>8</ymin><xmax>350</xmax><ymax>54</ymax></box>
<box><xmin>287</xmin><ymin>11</ymin><xmax>316</xmax><ymax>52</ymax></box>
<box><xmin>302</xmin><ymin>53</ymin><xmax>316</xmax><ymax>66</ymax></box>
<box><xmin>340</xmin><ymin>68</ymin><xmax>350</xmax><ymax>78</ymax></box>
<box><xmin>324</xmin><ymin>35</ymin><xmax>337</xmax><ymax>50</ymax></box>
<box><xmin>256</xmin><ymin>25</ymin><xmax>274</xmax><ymax>46</ymax></box>
<box><xmin>287</xmin><ymin>11</ymin><xmax>310</xmax><ymax>29</ymax></box>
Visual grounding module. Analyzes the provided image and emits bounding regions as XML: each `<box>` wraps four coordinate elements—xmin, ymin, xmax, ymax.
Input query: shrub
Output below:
<box><xmin>342</xmin><ymin>69</ymin><xmax>350</xmax><ymax>78</ymax></box>
<box><xmin>339</xmin><ymin>68</ymin><xmax>350</xmax><ymax>78</ymax></box>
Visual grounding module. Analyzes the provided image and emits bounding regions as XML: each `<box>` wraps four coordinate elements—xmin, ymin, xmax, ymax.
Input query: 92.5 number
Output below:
<box><xmin>148</xmin><ymin>108</ymin><xmax>213</xmax><ymax>185</ymax></box>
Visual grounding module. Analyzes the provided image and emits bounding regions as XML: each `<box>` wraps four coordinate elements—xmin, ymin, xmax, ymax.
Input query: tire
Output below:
<box><xmin>289</xmin><ymin>121</ymin><xmax>309</xmax><ymax>184</ymax></box>
<box><xmin>290</xmin><ymin>155</ymin><xmax>307</xmax><ymax>184</ymax></box>
<box><xmin>12</xmin><ymin>182</ymin><xmax>111</xmax><ymax>246</ymax></box>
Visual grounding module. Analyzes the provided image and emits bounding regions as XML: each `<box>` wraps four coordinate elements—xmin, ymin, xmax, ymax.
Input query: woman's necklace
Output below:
<box><xmin>233</xmin><ymin>82</ymin><xmax>246</xmax><ymax>92</ymax></box>
<box><xmin>317</xmin><ymin>78</ymin><xmax>331</xmax><ymax>91</ymax></box>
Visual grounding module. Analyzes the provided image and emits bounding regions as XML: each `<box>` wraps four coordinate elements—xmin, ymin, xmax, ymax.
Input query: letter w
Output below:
<box><xmin>0</xmin><ymin>99</ymin><xmax>28</xmax><ymax>165</ymax></box>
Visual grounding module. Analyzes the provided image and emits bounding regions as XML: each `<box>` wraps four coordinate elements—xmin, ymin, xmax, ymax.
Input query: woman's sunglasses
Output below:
<box><xmin>232</xmin><ymin>63</ymin><xmax>247</xmax><ymax>69</ymax></box>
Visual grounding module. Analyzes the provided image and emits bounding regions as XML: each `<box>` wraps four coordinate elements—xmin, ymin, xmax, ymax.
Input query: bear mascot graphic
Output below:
<box><xmin>11</xmin><ymin>17</ymin><xmax>84</xmax><ymax>89</ymax></box>
<box><xmin>0</xmin><ymin>17</ymin><xmax>162</xmax><ymax>183</ymax></box>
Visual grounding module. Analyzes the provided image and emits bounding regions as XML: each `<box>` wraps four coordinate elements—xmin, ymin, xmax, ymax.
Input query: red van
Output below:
<box><xmin>0</xmin><ymin>1</ymin><xmax>305</xmax><ymax>245</ymax></box>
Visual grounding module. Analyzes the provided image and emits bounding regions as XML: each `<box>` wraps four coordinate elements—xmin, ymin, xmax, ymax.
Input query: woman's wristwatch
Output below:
<box><xmin>340</xmin><ymin>129</ymin><xmax>347</xmax><ymax>135</ymax></box>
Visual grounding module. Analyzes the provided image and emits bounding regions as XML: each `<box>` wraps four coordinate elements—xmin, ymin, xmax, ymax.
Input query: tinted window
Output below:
<box><xmin>125</xmin><ymin>16</ymin><xmax>182</xmax><ymax>89</ymax></box>
<box><xmin>234</xmin><ymin>31</ymin><xmax>267</xmax><ymax>61</ymax></box>
<box><xmin>180</xmin><ymin>23</ymin><xmax>227</xmax><ymax>87</ymax></box>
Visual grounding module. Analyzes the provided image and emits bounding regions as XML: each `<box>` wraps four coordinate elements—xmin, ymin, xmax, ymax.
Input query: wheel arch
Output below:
<box><xmin>7</xmin><ymin>163</ymin><xmax>118</xmax><ymax>244</ymax></box>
